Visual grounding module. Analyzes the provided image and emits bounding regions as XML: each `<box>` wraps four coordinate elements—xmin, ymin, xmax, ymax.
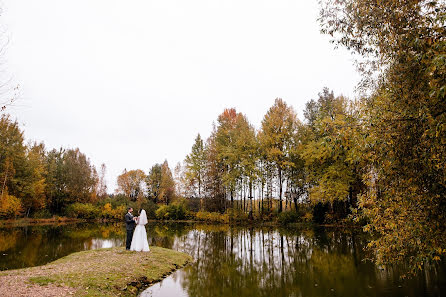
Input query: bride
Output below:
<box><xmin>130</xmin><ymin>209</ymin><xmax>150</xmax><ymax>252</ymax></box>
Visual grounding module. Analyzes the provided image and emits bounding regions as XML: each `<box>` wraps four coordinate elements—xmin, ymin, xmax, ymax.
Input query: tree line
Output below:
<box><xmin>0</xmin><ymin>114</ymin><xmax>106</xmax><ymax>218</ymax></box>
<box><xmin>178</xmin><ymin>92</ymin><xmax>362</xmax><ymax>222</ymax></box>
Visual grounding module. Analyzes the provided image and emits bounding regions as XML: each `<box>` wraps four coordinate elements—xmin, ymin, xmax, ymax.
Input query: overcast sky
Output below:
<box><xmin>2</xmin><ymin>0</ymin><xmax>359</xmax><ymax>191</ymax></box>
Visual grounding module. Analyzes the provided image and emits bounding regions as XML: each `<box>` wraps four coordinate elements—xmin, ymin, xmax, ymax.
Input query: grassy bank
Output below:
<box><xmin>0</xmin><ymin>247</ymin><xmax>192</xmax><ymax>297</ymax></box>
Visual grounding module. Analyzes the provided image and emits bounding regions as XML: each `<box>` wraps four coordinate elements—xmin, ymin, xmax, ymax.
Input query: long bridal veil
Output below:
<box><xmin>130</xmin><ymin>209</ymin><xmax>150</xmax><ymax>252</ymax></box>
<box><xmin>138</xmin><ymin>209</ymin><xmax>148</xmax><ymax>225</ymax></box>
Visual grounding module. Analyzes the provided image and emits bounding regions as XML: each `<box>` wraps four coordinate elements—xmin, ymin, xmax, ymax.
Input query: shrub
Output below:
<box><xmin>278</xmin><ymin>211</ymin><xmax>301</xmax><ymax>225</ymax></box>
<box><xmin>313</xmin><ymin>202</ymin><xmax>329</xmax><ymax>224</ymax></box>
<box><xmin>139</xmin><ymin>199</ymin><xmax>159</xmax><ymax>219</ymax></box>
<box><xmin>100</xmin><ymin>203</ymin><xmax>127</xmax><ymax>220</ymax></box>
<box><xmin>111</xmin><ymin>205</ymin><xmax>127</xmax><ymax>220</ymax></box>
<box><xmin>155</xmin><ymin>204</ymin><xmax>187</xmax><ymax>220</ymax></box>
<box><xmin>0</xmin><ymin>192</ymin><xmax>23</xmax><ymax>219</ymax></box>
<box><xmin>101</xmin><ymin>203</ymin><xmax>113</xmax><ymax>219</ymax></box>
<box><xmin>225</xmin><ymin>208</ymin><xmax>248</xmax><ymax>223</ymax></box>
<box><xmin>303</xmin><ymin>212</ymin><xmax>313</xmax><ymax>222</ymax></box>
<box><xmin>196</xmin><ymin>211</ymin><xmax>229</xmax><ymax>223</ymax></box>
<box><xmin>32</xmin><ymin>209</ymin><xmax>52</xmax><ymax>219</ymax></box>
<box><xmin>66</xmin><ymin>203</ymin><xmax>100</xmax><ymax>219</ymax></box>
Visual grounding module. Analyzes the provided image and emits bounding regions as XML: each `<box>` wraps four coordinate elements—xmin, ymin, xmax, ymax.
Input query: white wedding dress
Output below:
<box><xmin>130</xmin><ymin>209</ymin><xmax>150</xmax><ymax>252</ymax></box>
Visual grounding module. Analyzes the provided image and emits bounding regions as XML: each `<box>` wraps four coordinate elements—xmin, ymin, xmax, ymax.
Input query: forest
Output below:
<box><xmin>0</xmin><ymin>0</ymin><xmax>444</xmax><ymax>275</ymax></box>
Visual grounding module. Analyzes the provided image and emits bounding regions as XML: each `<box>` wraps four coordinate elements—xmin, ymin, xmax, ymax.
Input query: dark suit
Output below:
<box><xmin>125</xmin><ymin>212</ymin><xmax>136</xmax><ymax>250</ymax></box>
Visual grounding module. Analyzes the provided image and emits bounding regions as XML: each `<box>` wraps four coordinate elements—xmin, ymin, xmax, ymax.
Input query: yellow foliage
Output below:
<box><xmin>196</xmin><ymin>211</ymin><xmax>229</xmax><ymax>223</ymax></box>
<box><xmin>303</xmin><ymin>212</ymin><xmax>313</xmax><ymax>222</ymax></box>
<box><xmin>0</xmin><ymin>191</ymin><xmax>23</xmax><ymax>218</ymax></box>
<box><xmin>101</xmin><ymin>203</ymin><xmax>126</xmax><ymax>220</ymax></box>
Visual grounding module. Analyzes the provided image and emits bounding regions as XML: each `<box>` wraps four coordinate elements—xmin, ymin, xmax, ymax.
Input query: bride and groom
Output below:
<box><xmin>125</xmin><ymin>207</ymin><xmax>150</xmax><ymax>252</ymax></box>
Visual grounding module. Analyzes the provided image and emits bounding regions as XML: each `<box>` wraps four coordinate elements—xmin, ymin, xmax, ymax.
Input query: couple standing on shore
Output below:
<box><xmin>125</xmin><ymin>207</ymin><xmax>150</xmax><ymax>252</ymax></box>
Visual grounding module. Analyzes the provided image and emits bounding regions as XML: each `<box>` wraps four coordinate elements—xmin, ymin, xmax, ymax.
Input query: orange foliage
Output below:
<box><xmin>0</xmin><ymin>190</ymin><xmax>23</xmax><ymax>218</ymax></box>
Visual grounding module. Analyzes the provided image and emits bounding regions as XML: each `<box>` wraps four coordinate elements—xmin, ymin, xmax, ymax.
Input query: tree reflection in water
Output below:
<box><xmin>0</xmin><ymin>223</ymin><xmax>125</xmax><ymax>270</ymax></box>
<box><xmin>0</xmin><ymin>223</ymin><xmax>444</xmax><ymax>297</ymax></box>
<box><xmin>145</xmin><ymin>225</ymin><xmax>445</xmax><ymax>297</ymax></box>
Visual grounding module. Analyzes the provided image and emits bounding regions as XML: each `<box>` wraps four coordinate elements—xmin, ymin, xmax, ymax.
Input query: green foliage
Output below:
<box><xmin>146</xmin><ymin>161</ymin><xmax>176</xmax><ymax>205</ymax></box>
<box><xmin>66</xmin><ymin>203</ymin><xmax>99</xmax><ymax>219</ymax></box>
<box><xmin>155</xmin><ymin>204</ymin><xmax>186</xmax><ymax>220</ymax></box>
<box><xmin>184</xmin><ymin>134</ymin><xmax>206</xmax><ymax>198</ymax></box>
<box><xmin>0</xmin><ymin>115</ymin><xmax>46</xmax><ymax>217</ymax></box>
<box><xmin>277</xmin><ymin>211</ymin><xmax>301</xmax><ymax>225</ymax></box>
<box><xmin>32</xmin><ymin>209</ymin><xmax>52</xmax><ymax>219</ymax></box>
<box><xmin>44</xmin><ymin>147</ymin><xmax>99</xmax><ymax>214</ymax></box>
<box><xmin>320</xmin><ymin>0</ymin><xmax>446</xmax><ymax>273</ymax></box>
<box><xmin>146</xmin><ymin>164</ymin><xmax>162</xmax><ymax>202</ymax></box>
<box><xmin>259</xmin><ymin>99</ymin><xmax>297</xmax><ymax>213</ymax></box>
<box><xmin>138</xmin><ymin>198</ymin><xmax>159</xmax><ymax>219</ymax></box>
<box><xmin>196</xmin><ymin>211</ymin><xmax>229</xmax><ymax>223</ymax></box>
<box><xmin>300</xmin><ymin>89</ymin><xmax>363</xmax><ymax>206</ymax></box>
<box><xmin>225</xmin><ymin>208</ymin><xmax>248</xmax><ymax>223</ymax></box>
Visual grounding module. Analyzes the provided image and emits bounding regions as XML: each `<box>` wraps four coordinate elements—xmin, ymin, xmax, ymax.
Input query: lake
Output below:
<box><xmin>0</xmin><ymin>222</ymin><xmax>444</xmax><ymax>297</ymax></box>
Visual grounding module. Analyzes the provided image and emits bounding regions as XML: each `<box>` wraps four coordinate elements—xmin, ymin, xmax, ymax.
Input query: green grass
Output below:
<box><xmin>28</xmin><ymin>276</ymin><xmax>57</xmax><ymax>286</ymax></box>
<box><xmin>2</xmin><ymin>247</ymin><xmax>192</xmax><ymax>297</ymax></box>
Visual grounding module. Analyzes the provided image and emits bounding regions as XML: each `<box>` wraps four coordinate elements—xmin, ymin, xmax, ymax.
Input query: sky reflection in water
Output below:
<box><xmin>0</xmin><ymin>222</ymin><xmax>444</xmax><ymax>297</ymax></box>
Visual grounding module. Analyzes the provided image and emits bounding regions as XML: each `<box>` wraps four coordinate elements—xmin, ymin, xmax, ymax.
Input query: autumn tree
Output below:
<box><xmin>95</xmin><ymin>163</ymin><xmax>107</xmax><ymax>199</ymax></box>
<box><xmin>0</xmin><ymin>115</ymin><xmax>25</xmax><ymax>217</ymax></box>
<box><xmin>202</xmin><ymin>129</ymin><xmax>225</xmax><ymax>211</ymax></box>
<box><xmin>159</xmin><ymin>160</ymin><xmax>175</xmax><ymax>205</ymax></box>
<box><xmin>286</xmin><ymin>120</ymin><xmax>307</xmax><ymax>212</ymax></box>
<box><xmin>44</xmin><ymin>147</ymin><xmax>98</xmax><ymax>213</ymax></box>
<box><xmin>215</xmin><ymin>108</ymin><xmax>241</xmax><ymax>207</ymax></box>
<box><xmin>259</xmin><ymin>99</ymin><xmax>297</xmax><ymax>213</ymax></box>
<box><xmin>320</xmin><ymin>0</ymin><xmax>446</xmax><ymax>272</ymax></box>
<box><xmin>300</xmin><ymin>89</ymin><xmax>363</xmax><ymax>210</ymax></box>
<box><xmin>174</xmin><ymin>162</ymin><xmax>191</xmax><ymax>198</ymax></box>
<box><xmin>116</xmin><ymin>169</ymin><xmax>146</xmax><ymax>201</ymax></box>
<box><xmin>146</xmin><ymin>164</ymin><xmax>162</xmax><ymax>203</ymax></box>
<box><xmin>21</xmin><ymin>142</ymin><xmax>47</xmax><ymax>216</ymax></box>
<box><xmin>184</xmin><ymin>134</ymin><xmax>206</xmax><ymax>201</ymax></box>
<box><xmin>234</xmin><ymin>112</ymin><xmax>258</xmax><ymax>217</ymax></box>
<box><xmin>44</xmin><ymin>148</ymin><xmax>65</xmax><ymax>213</ymax></box>
<box><xmin>62</xmin><ymin>148</ymin><xmax>98</xmax><ymax>204</ymax></box>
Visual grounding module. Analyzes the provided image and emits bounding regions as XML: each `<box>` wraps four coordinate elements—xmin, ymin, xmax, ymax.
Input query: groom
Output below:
<box><xmin>125</xmin><ymin>207</ymin><xmax>136</xmax><ymax>250</ymax></box>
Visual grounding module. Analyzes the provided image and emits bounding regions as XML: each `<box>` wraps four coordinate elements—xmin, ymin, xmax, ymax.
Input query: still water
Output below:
<box><xmin>0</xmin><ymin>222</ymin><xmax>444</xmax><ymax>297</ymax></box>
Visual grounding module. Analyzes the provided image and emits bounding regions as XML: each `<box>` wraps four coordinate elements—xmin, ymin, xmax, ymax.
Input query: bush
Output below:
<box><xmin>66</xmin><ymin>203</ymin><xmax>100</xmax><ymax>219</ymax></box>
<box><xmin>139</xmin><ymin>199</ymin><xmax>159</xmax><ymax>219</ymax></box>
<box><xmin>278</xmin><ymin>211</ymin><xmax>301</xmax><ymax>225</ymax></box>
<box><xmin>155</xmin><ymin>204</ymin><xmax>187</xmax><ymax>220</ymax></box>
<box><xmin>32</xmin><ymin>209</ymin><xmax>52</xmax><ymax>219</ymax></box>
<box><xmin>100</xmin><ymin>203</ymin><xmax>126</xmax><ymax>220</ymax></box>
<box><xmin>0</xmin><ymin>192</ymin><xmax>23</xmax><ymax>219</ymax></box>
<box><xmin>112</xmin><ymin>205</ymin><xmax>127</xmax><ymax>220</ymax></box>
<box><xmin>313</xmin><ymin>202</ymin><xmax>329</xmax><ymax>224</ymax></box>
<box><xmin>225</xmin><ymin>208</ymin><xmax>248</xmax><ymax>223</ymax></box>
<box><xmin>196</xmin><ymin>211</ymin><xmax>229</xmax><ymax>223</ymax></box>
<box><xmin>101</xmin><ymin>203</ymin><xmax>113</xmax><ymax>219</ymax></box>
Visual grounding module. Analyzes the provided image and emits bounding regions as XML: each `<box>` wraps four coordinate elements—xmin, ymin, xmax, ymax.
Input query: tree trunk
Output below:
<box><xmin>261</xmin><ymin>183</ymin><xmax>264</xmax><ymax>215</ymax></box>
<box><xmin>248</xmin><ymin>181</ymin><xmax>253</xmax><ymax>219</ymax></box>
<box><xmin>278</xmin><ymin>167</ymin><xmax>283</xmax><ymax>213</ymax></box>
<box><xmin>293</xmin><ymin>190</ymin><xmax>298</xmax><ymax>212</ymax></box>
